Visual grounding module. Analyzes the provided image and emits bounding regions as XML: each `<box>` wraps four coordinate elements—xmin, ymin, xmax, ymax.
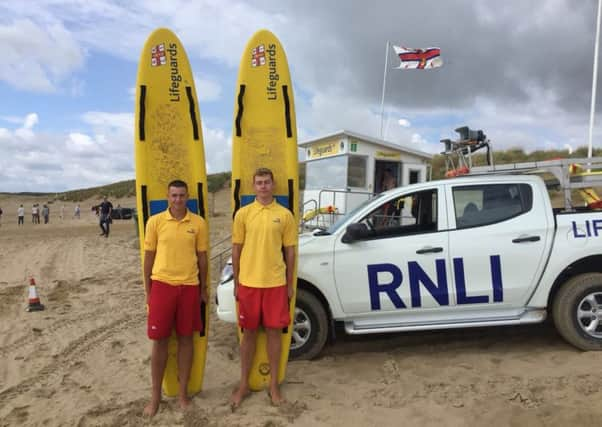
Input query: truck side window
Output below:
<box><xmin>360</xmin><ymin>189</ymin><xmax>437</xmax><ymax>237</ymax></box>
<box><xmin>453</xmin><ymin>183</ymin><xmax>533</xmax><ymax>229</ymax></box>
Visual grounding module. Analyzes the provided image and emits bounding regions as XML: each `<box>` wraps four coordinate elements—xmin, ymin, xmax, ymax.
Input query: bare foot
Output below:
<box><xmin>143</xmin><ymin>399</ymin><xmax>160</xmax><ymax>417</ymax></box>
<box><xmin>178</xmin><ymin>396</ymin><xmax>191</xmax><ymax>411</ymax></box>
<box><xmin>268</xmin><ymin>386</ymin><xmax>286</xmax><ymax>406</ymax></box>
<box><xmin>230</xmin><ymin>386</ymin><xmax>250</xmax><ymax>411</ymax></box>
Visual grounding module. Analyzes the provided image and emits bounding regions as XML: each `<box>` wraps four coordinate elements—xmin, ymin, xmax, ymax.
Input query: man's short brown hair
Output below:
<box><xmin>167</xmin><ymin>180</ymin><xmax>188</xmax><ymax>191</ymax></box>
<box><xmin>253</xmin><ymin>167</ymin><xmax>274</xmax><ymax>182</ymax></box>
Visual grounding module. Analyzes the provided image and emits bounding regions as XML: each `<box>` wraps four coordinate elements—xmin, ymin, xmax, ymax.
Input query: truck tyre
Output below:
<box><xmin>289</xmin><ymin>289</ymin><xmax>329</xmax><ymax>360</ymax></box>
<box><xmin>553</xmin><ymin>273</ymin><xmax>602</xmax><ymax>351</ymax></box>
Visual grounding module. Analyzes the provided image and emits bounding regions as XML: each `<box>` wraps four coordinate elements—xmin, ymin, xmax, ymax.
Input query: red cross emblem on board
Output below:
<box><xmin>251</xmin><ymin>44</ymin><xmax>266</xmax><ymax>67</ymax></box>
<box><xmin>151</xmin><ymin>44</ymin><xmax>166</xmax><ymax>67</ymax></box>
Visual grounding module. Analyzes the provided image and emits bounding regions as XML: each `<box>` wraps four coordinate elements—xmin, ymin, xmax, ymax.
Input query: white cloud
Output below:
<box><xmin>194</xmin><ymin>75</ymin><xmax>222</xmax><ymax>102</ymax></box>
<box><xmin>297</xmin><ymin>90</ymin><xmax>442</xmax><ymax>154</ymax></box>
<box><xmin>66</xmin><ymin>132</ymin><xmax>103</xmax><ymax>156</ymax></box>
<box><xmin>0</xmin><ymin>19</ymin><xmax>85</xmax><ymax>92</ymax></box>
<box><xmin>0</xmin><ymin>128</ymin><xmax>11</xmax><ymax>140</ymax></box>
<box><xmin>202</xmin><ymin>125</ymin><xmax>231</xmax><ymax>173</ymax></box>
<box><xmin>0</xmin><ymin>116</ymin><xmax>26</xmax><ymax>124</ymax></box>
<box><xmin>398</xmin><ymin>119</ymin><xmax>411</xmax><ymax>128</ymax></box>
<box><xmin>0</xmin><ymin>111</ymin><xmax>138</xmax><ymax>192</ymax></box>
<box><xmin>14</xmin><ymin>128</ymin><xmax>35</xmax><ymax>141</ymax></box>
<box><xmin>1</xmin><ymin>1</ymin><xmax>286</xmax><ymax>68</ymax></box>
<box><xmin>0</xmin><ymin>113</ymin><xmax>41</xmax><ymax>141</ymax></box>
<box><xmin>81</xmin><ymin>112</ymin><xmax>134</xmax><ymax>132</ymax></box>
<box><xmin>23</xmin><ymin>113</ymin><xmax>39</xmax><ymax>129</ymax></box>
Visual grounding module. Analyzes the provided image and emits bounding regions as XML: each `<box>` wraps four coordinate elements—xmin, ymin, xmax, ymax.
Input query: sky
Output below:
<box><xmin>0</xmin><ymin>0</ymin><xmax>601</xmax><ymax>192</ymax></box>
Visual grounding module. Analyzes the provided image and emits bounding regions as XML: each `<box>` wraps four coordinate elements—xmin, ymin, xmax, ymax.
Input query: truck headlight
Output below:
<box><xmin>219</xmin><ymin>264</ymin><xmax>233</xmax><ymax>284</ymax></box>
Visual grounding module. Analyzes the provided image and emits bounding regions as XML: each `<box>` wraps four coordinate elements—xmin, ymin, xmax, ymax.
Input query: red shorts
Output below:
<box><xmin>237</xmin><ymin>285</ymin><xmax>290</xmax><ymax>330</ymax></box>
<box><xmin>147</xmin><ymin>280</ymin><xmax>202</xmax><ymax>340</ymax></box>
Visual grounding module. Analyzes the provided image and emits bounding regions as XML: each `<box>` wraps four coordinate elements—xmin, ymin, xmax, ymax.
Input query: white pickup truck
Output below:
<box><xmin>216</xmin><ymin>174</ymin><xmax>602</xmax><ymax>359</ymax></box>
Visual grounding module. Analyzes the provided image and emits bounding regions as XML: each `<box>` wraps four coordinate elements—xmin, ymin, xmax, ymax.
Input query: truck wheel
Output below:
<box><xmin>289</xmin><ymin>289</ymin><xmax>329</xmax><ymax>360</ymax></box>
<box><xmin>553</xmin><ymin>273</ymin><xmax>602</xmax><ymax>351</ymax></box>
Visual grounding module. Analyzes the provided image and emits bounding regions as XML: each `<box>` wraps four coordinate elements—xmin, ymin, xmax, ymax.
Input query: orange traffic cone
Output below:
<box><xmin>26</xmin><ymin>277</ymin><xmax>45</xmax><ymax>312</ymax></box>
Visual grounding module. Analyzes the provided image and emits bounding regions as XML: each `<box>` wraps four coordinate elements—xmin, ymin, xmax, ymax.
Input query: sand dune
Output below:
<box><xmin>1</xmin><ymin>191</ymin><xmax>601</xmax><ymax>426</ymax></box>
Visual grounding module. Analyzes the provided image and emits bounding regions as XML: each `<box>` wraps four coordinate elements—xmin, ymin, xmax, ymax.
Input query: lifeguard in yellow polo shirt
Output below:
<box><xmin>143</xmin><ymin>180</ymin><xmax>208</xmax><ymax>417</ymax></box>
<box><xmin>230</xmin><ymin>167</ymin><xmax>297</xmax><ymax>408</ymax></box>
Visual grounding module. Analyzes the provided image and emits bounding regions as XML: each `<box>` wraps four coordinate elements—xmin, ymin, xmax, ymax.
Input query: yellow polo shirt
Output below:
<box><xmin>144</xmin><ymin>209</ymin><xmax>208</xmax><ymax>285</ymax></box>
<box><xmin>232</xmin><ymin>199</ymin><xmax>297</xmax><ymax>288</ymax></box>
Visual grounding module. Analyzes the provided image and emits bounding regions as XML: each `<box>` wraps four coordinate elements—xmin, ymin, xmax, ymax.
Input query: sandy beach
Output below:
<box><xmin>1</xmin><ymin>191</ymin><xmax>602</xmax><ymax>427</ymax></box>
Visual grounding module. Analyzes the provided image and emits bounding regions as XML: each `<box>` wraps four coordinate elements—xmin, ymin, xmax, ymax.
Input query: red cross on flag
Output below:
<box><xmin>393</xmin><ymin>45</ymin><xmax>442</xmax><ymax>69</ymax></box>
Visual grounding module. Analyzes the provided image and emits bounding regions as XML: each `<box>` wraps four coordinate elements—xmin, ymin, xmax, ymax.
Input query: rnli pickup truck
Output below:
<box><xmin>217</xmin><ymin>174</ymin><xmax>602</xmax><ymax>359</ymax></box>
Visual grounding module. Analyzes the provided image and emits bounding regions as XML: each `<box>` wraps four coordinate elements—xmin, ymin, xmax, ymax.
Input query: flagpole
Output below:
<box><xmin>379</xmin><ymin>41</ymin><xmax>390</xmax><ymax>139</ymax></box>
<box><xmin>588</xmin><ymin>0</ymin><xmax>602</xmax><ymax>160</ymax></box>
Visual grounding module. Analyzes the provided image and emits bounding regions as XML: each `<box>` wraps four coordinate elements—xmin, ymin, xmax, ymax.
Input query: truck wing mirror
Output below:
<box><xmin>342</xmin><ymin>223</ymin><xmax>369</xmax><ymax>243</ymax></box>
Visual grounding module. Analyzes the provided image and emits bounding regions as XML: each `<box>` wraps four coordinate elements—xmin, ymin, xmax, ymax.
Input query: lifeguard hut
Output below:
<box><xmin>299</xmin><ymin>130</ymin><xmax>432</xmax><ymax>226</ymax></box>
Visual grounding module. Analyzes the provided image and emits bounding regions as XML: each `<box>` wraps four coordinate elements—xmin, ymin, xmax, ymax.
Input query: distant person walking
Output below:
<box><xmin>32</xmin><ymin>204</ymin><xmax>40</xmax><ymax>224</ymax></box>
<box><xmin>74</xmin><ymin>204</ymin><xmax>81</xmax><ymax>219</ymax></box>
<box><xmin>99</xmin><ymin>197</ymin><xmax>113</xmax><ymax>237</ymax></box>
<box><xmin>0</xmin><ymin>206</ymin><xmax>3</xmax><ymax>226</ymax></box>
<box><xmin>18</xmin><ymin>205</ymin><xmax>24</xmax><ymax>226</ymax></box>
<box><xmin>42</xmin><ymin>204</ymin><xmax>50</xmax><ymax>224</ymax></box>
<box><xmin>60</xmin><ymin>205</ymin><xmax>65</xmax><ymax>221</ymax></box>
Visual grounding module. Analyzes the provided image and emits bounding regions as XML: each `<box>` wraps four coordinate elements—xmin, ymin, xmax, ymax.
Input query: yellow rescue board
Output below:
<box><xmin>134</xmin><ymin>28</ymin><xmax>210</xmax><ymax>397</ymax></box>
<box><xmin>231</xmin><ymin>29</ymin><xmax>299</xmax><ymax>391</ymax></box>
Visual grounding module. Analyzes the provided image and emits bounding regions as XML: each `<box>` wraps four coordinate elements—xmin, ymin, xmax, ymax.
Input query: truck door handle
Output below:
<box><xmin>416</xmin><ymin>246</ymin><xmax>443</xmax><ymax>254</ymax></box>
<box><xmin>512</xmin><ymin>235</ymin><xmax>541</xmax><ymax>243</ymax></box>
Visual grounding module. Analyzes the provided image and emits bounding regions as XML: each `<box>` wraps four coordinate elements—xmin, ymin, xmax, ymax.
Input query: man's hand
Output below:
<box><xmin>200</xmin><ymin>286</ymin><xmax>208</xmax><ymax>303</ymax></box>
<box><xmin>144</xmin><ymin>277</ymin><xmax>152</xmax><ymax>306</ymax></box>
<box><xmin>233</xmin><ymin>282</ymin><xmax>239</xmax><ymax>300</ymax></box>
<box><xmin>287</xmin><ymin>285</ymin><xmax>295</xmax><ymax>301</ymax></box>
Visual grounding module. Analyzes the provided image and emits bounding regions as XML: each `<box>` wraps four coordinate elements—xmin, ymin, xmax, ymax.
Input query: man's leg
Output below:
<box><xmin>263</xmin><ymin>285</ymin><xmax>290</xmax><ymax>405</ymax></box>
<box><xmin>173</xmin><ymin>284</ymin><xmax>201</xmax><ymax>410</ymax></box>
<box><xmin>145</xmin><ymin>280</ymin><xmax>177</xmax><ymax>417</ymax></box>
<box><xmin>266</xmin><ymin>328</ymin><xmax>284</xmax><ymax>404</ymax></box>
<box><xmin>231</xmin><ymin>328</ymin><xmax>257</xmax><ymax>407</ymax></box>
<box><xmin>143</xmin><ymin>338</ymin><xmax>168</xmax><ymax>417</ymax></box>
<box><xmin>105</xmin><ymin>218</ymin><xmax>110</xmax><ymax>237</ymax></box>
<box><xmin>99</xmin><ymin>219</ymin><xmax>106</xmax><ymax>235</ymax></box>
<box><xmin>176</xmin><ymin>335</ymin><xmax>193</xmax><ymax>409</ymax></box>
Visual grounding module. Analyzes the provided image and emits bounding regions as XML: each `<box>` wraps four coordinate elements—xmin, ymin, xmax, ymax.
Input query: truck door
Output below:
<box><xmin>447</xmin><ymin>182</ymin><xmax>549</xmax><ymax>309</ymax></box>
<box><xmin>333</xmin><ymin>188</ymin><xmax>452</xmax><ymax>314</ymax></box>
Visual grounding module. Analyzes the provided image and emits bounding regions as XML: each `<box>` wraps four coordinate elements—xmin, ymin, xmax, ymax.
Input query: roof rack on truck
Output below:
<box><xmin>468</xmin><ymin>157</ymin><xmax>602</xmax><ymax>211</ymax></box>
<box><xmin>441</xmin><ymin>126</ymin><xmax>602</xmax><ymax>211</ymax></box>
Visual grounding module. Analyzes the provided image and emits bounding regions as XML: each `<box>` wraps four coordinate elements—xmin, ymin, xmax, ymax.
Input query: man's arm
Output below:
<box><xmin>232</xmin><ymin>243</ymin><xmax>242</xmax><ymax>299</ymax></box>
<box><xmin>144</xmin><ymin>250</ymin><xmax>156</xmax><ymax>305</ymax></box>
<box><xmin>283</xmin><ymin>245</ymin><xmax>296</xmax><ymax>300</ymax></box>
<box><xmin>197</xmin><ymin>251</ymin><xmax>208</xmax><ymax>302</ymax></box>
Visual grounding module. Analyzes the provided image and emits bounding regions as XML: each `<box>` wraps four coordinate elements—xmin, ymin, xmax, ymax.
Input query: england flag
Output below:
<box><xmin>392</xmin><ymin>45</ymin><xmax>442</xmax><ymax>69</ymax></box>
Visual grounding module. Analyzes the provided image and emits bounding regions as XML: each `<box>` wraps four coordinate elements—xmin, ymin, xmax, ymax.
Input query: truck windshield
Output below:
<box><xmin>326</xmin><ymin>194</ymin><xmax>383</xmax><ymax>234</ymax></box>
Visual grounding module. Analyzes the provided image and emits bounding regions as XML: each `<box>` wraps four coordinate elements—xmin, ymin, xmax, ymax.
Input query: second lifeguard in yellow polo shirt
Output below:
<box><xmin>230</xmin><ymin>167</ymin><xmax>297</xmax><ymax>408</ymax></box>
<box><xmin>142</xmin><ymin>180</ymin><xmax>208</xmax><ymax>417</ymax></box>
